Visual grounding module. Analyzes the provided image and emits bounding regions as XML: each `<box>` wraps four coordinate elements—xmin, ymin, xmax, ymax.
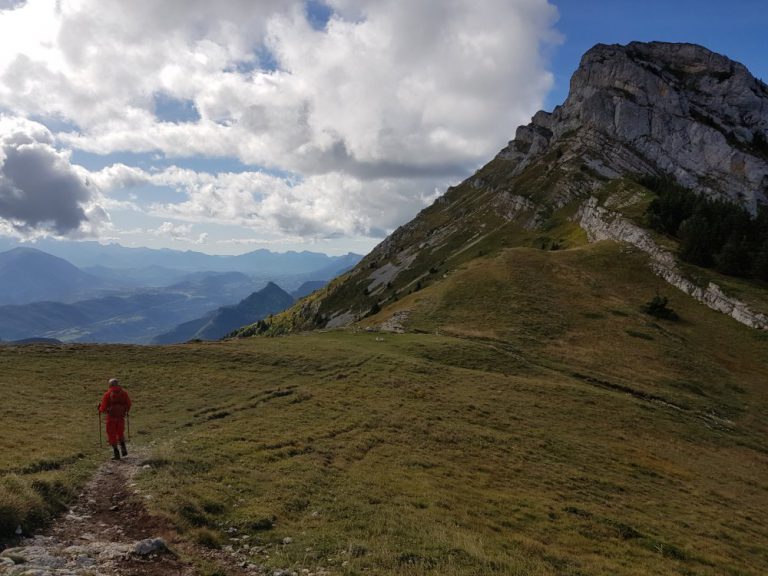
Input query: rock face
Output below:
<box><xmin>499</xmin><ymin>42</ymin><xmax>768</xmax><ymax>212</ymax></box>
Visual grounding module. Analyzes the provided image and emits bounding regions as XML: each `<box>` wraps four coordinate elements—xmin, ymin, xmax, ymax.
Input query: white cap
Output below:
<box><xmin>108</xmin><ymin>378</ymin><xmax>119</xmax><ymax>386</ymax></box>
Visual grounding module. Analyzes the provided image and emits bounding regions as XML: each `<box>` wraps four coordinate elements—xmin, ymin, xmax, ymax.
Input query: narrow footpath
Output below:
<box><xmin>0</xmin><ymin>451</ymin><xmax>251</xmax><ymax>576</ymax></box>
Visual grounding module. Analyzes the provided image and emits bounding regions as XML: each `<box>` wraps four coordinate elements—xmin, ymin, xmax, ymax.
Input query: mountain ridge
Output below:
<box><xmin>0</xmin><ymin>238</ymin><xmax>362</xmax><ymax>276</ymax></box>
<box><xmin>232</xmin><ymin>41</ymin><xmax>768</xmax><ymax>338</ymax></box>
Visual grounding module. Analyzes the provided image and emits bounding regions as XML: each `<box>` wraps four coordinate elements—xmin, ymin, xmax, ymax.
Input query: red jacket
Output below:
<box><xmin>99</xmin><ymin>385</ymin><xmax>132</xmax><ymax>419</ymax></box>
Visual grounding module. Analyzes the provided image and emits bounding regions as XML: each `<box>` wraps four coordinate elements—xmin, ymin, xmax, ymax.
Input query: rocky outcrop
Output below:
<box><xmin>1</xmin><ymin>536</ymin><xmax>138</xmax><ymax>574</ymax></box>
<box><xmin>492</xmin><ymin>191</ymin><xmax>536</xmax><ymax>222</ymax></box>
<box><xmin>577</xmin><ymin>196</ymin><xmax>768</xmax><ymax>330</ymax></box>
<box><xmin>378</xmin><ymin>310</ymin><xmax>410</xmax><ymax>333</ymax></box>
<box><xmin>367</xmin><ymin>249</ymin><xmax>418</xmax><ymax>293</ymax></box>
<box><xmin>499</xmin><ymin>42</ymin><xmax>768</xmax><ymax>212</ymax></box>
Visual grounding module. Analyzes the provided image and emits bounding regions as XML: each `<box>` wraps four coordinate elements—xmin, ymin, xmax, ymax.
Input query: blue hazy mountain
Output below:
<box><xmin>0</xmin><ymin>247</ymin><xmax>114</xmax><ymax>305</ymax></box>
<box><xmin>153</xmin><ymin>282</ymin><xmax>295</xmax><ymax>344</ymax></box>
<box><xmin>0</xmin><ymin>270</ymin><xmax>265</xmax><ymax>343</ymax></box>
<box><xmin>81</xmin><ymin>265</ymin><xmax>191</xmax><ymax>288</ymax></box>
<box><xmin>1</xmin><ymin>239</ymin><xmax>362</xmax><ymax>276</ymax></box>
<box><xmin>0</xmin><ymin>264</ymin><xmax>263</xmax><ymax>343</ymax></box>
<box><xmin>0</xmin><ymin>244</ymin><xmax>361</xmax><ymax>342</ymax></box>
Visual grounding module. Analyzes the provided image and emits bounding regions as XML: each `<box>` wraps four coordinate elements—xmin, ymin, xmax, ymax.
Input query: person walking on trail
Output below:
<box><xmin>98</xmin><ymin>378</ymin><xmax>132</xmax><ymax>460</ymax></box>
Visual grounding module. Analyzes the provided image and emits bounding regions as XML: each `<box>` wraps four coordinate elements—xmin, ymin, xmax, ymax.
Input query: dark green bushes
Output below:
<box><xmin>642</xmin><ymin>294</ymin><xmax>679</xmax><ymax>321</ymax></box>
<box><xmin>642</xmin><ymin>176</ymin><xmax>768</xmax><ymax>281</ymax></box>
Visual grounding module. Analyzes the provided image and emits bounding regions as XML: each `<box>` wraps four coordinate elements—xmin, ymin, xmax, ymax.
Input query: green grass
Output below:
<box><xmin>387</xmin><ymin>242</ymin><xmax>768</xmax><ymax>418</ymax></box>
<box><xmin>2</xmin><ymin>242</ymin><xmax>768</xmax><ymax>575</ymax></box>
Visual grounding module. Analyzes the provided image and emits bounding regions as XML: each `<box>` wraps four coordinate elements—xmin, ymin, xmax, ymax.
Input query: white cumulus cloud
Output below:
<box><xmin>92</xmin><ymin>163</ymin><xmax>425</xmax><ymax>240</ymax></box>
<box><xmin>0</xmin><ymin>0</ymin><xmax>559</xmax><ymax>250</ymax></box>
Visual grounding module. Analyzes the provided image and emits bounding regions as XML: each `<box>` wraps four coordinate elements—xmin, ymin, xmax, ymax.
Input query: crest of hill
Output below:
<box><xmin>232</xmin><ymin>41</ymin><xmax>768</xmax><ymax>338</ymax></box>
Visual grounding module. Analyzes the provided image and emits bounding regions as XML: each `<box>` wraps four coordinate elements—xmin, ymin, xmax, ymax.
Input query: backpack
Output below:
<box><xmin>108</xmin><ymin>388</ymin><xmax>128</xmax><ymax>418</ymax></box>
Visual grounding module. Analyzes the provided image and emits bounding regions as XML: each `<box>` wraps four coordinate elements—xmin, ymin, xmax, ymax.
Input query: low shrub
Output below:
<box><xmin>642</xmin><ymin>294</ymin><xmax>679</xmax><ymax>321</ymax></box>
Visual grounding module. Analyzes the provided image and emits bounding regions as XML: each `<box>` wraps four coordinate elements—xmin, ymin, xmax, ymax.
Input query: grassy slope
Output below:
<box><xmin>2</xmin><ymin>242</ymin><xmax>768</xmax><ymax>575</ymax></box>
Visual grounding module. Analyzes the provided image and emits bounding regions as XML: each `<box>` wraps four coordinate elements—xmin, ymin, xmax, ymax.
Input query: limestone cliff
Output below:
<box><xmin>500</xmin><ymin>42</ymin><xmax>768</xmax><ymax>212</ymax></box>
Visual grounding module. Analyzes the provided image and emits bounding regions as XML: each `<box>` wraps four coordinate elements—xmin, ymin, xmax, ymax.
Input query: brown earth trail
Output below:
<box><xmin>0</xmin><ymin>451</ymin><xmax>252</xmax><ymax>576</ymax></box>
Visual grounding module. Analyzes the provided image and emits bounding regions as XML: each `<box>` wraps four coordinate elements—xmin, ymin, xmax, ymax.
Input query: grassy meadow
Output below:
<box><xmin>1</xmin><ymin>241</ymin><xmax>768</xmax><ymax>575</ymax></box>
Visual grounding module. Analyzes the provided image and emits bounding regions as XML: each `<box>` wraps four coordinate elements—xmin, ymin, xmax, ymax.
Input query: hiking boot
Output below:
<box><xmin>112</xmin><ymin>446</ymin><xmax>121</xmax><ymax>460</ymax></box>
<box><xmin>120</xmin><ymin>440</ymin><xmax>128</xmax><ymax>457</ymax></box>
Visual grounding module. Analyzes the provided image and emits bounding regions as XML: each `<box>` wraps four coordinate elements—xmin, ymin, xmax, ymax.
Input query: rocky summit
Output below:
<box><xmin>503</xmin><ymin>41</ymin><xmax>768</xmax><ymax>211</ymax></box>
<box><xmin>235</xmin><ymin>41</ymin><xmax>768</xmax><ymax>336</ymax></box>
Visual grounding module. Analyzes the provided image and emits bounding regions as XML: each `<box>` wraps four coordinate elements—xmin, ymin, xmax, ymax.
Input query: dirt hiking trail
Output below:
<box><xmin>0</xmin><ymin>449</ymin><xmax>253</xmax><ymax>576</ymax></box>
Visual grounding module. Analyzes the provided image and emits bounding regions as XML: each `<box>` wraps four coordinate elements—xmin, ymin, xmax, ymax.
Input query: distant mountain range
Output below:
<box><xmin>291</xmin><ymin>281</ymin><xmax>327</xmax><ymax>299</ymax></box>
<box><xmin>0</xmin><ymin>337</ymin><xmax>62</xmax><ymax>345</ymax></box>
<box><xmin>0</xmin><ymin>248</ymin><xmax>116</xmax><ymax>305</ymax></box>
<box><xmin>0</xmin><ymin>238</ymin><xmax>362</xmax><ymax>276</ymax></box>
<box><xmin>0</xmin><ymin>244</ymin><xmax>353</xmax><ymax>342</ymax></box>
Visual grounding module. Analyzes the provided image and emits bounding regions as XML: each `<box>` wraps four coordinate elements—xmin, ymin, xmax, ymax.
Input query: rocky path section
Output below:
<box><xmin>0</xmin><ymin>452</ymin><xmax>247</xmax><ymax>576</ymax></box>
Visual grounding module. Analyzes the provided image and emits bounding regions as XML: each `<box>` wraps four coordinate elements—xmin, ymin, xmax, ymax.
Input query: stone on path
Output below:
<box><xmin>133</xmin><ymin>537</ymin><xmax>168</xmax><ymax>556</ymax></box>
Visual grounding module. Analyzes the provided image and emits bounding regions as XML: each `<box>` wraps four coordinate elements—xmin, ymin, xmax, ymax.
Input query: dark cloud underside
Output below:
<box><xmin>0</xmin><ymin>141</ymin><xmax>90</xmax><ymax>234</ymax></box>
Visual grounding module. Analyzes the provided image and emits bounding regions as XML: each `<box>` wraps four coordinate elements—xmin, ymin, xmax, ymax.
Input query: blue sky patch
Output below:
<box><xmin>305</xmin><ymin>0</ymin><xmax>333</xmax><ymax>31</ymax></box>
<box><xmin>30</xmin><ymin>114</ymin><xmax>80</xmax><ymax>134</ymax></box>
<box><xmin>152</xmin><ymin>93</ymin><xmax>201</xmax><ymax>123</ymax></box>
<box><xmin>71</xmin><ymin>150</ymin><xmax>159</xmax><ymax>171</ymax></box>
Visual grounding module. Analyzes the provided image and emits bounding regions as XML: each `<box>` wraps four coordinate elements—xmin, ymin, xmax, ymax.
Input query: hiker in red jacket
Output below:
<box><xmin>98</xmin><ymin>378</ymin><xmax>132</xmax><ymax>460</ymax></box>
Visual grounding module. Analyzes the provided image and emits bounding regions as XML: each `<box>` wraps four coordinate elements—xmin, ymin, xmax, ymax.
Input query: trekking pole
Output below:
<box><xmin>98</xmin><ymin>409</ymin><xmax>103</xmax><ymax>447</ymax></box>
<box><xmin>127</xmin><ymin>412</ymin><xmax>131</xmax><ymax>442</ymax></box>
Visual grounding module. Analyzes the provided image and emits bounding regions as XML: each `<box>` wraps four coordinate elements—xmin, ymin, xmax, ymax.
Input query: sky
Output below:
<box><xmin>0</xmin><ymin>0</ymin><xmax>765</xmax><ymax>256</ymax></box>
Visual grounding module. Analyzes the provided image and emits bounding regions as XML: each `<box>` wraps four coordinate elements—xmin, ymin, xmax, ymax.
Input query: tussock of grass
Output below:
<box><xmin>0</xmin><ymin>475</ymin><xmax>46</xmax><ymax>535</ymax></box>
<box><xmin>0</xmin><ymin>469</ymin><xmax>87</xmax><ymax>539</ymax></box>
<box><xmin>191</xmin><ymin>527</ymin><xmax>224</xmax><ymax>549</ymax></box>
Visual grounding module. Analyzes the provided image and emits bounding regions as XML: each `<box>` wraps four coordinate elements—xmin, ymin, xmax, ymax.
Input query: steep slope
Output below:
<box><xmin>0</xmin><ymin>247</ymin><xmax>110</xmax><ymax>305</ymax></box>
<box><xmin>154</xmin><ymin>282</ymin><xmax>294</xmax><ymax>343</ymax></box>
<box><xmin>234</xmin><ymin>41</ymin><xmax>768</xmax><ymax>337</ymax></box>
